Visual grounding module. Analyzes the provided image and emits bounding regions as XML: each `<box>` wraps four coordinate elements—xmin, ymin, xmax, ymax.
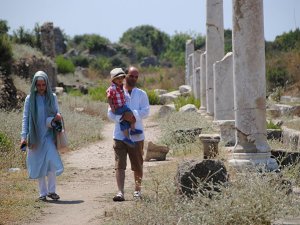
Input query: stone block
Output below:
<box><xmin>174</xmin><ymin>127</ymin><xmax>202</xmax><ymax>144</ymax></box>
<box><xmin>158</xmin><ymin>104</ymin><xmax>176</xmax><ymax>117</ymax></box>
<box><xmin>199</xmin><ymin>134</ymin><xmax>220</xmax><ymax>159</ymax></box>
<box><xmin>214</xmin><ymin>120</ymin><xmax>236</xmax><ymax>146</ymax></box>
<box><xmin>176</xmin><ymin>159</ymin><xmax>228</xmax><ymax>197</ymax></box>
<box><xmin>145</xmin><ymin>141</ymin><xmax>169</xmax><ymax>161</ymax></box>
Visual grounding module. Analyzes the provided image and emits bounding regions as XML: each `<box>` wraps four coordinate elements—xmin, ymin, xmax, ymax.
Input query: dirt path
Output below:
<box><xmin>27</xmin><ymin>105</ymin><xmax>166</xmax><ymax>225</ymax></box>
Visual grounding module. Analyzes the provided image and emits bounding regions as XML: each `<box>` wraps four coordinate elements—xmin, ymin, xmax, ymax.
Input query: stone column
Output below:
<box><xmin>188</xmin><ymin>54</ymin><xmax>194</xmax><ymax>88</ymax></box>
<box><xmin>40</xmin><ymin>22</ymin><xmax>56</xmax><ymax>58</ymax></box>
<box><xmin>193</xmin><ymin>50</ymin><xmax>202</xmax><ymax>100</ymax></box>
<box><xmin>200</xmin><ymin>52</ymin><xmax>207</xmax><ymax>111</ymax></box>
<box><xmin>185</xmin><ymin>40</ymin><xmax>194</xmax><ymax>85</ymax></box>
<box><xmin>229</xmin><ymin>0</ymin><xmax>278</xmax><ymax>170</ymax></box>
<box><xmin>213</xmin><ymin>52</ymin><xmax>234</xmax><ymax>120</ymax></box>
<box><xmin>206</xmin><ymin>0</ymin><xmax>224</xmax><ymax>116</ymax></box>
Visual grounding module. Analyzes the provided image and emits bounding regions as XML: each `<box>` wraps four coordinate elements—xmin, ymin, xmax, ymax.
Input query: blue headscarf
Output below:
<box><xmin>28</xmin><ymin>71</ymin><xmax>57</xmax><ymax>146</ymax></box>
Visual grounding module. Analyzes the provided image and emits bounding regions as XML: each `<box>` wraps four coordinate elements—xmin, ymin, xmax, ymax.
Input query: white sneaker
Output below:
<box><xmin>133</xmin><ymin>191</ymin><xmax>142</xmax><ymax>199</ymax></box>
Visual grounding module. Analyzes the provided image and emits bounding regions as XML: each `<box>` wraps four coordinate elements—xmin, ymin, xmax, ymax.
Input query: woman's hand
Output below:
<box><xmin>53</xmin><ymin>113</ymin><xmax>62</xmax><ymax>121</ymax></box>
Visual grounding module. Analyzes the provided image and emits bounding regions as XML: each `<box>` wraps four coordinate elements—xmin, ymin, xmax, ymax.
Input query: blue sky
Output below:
<box><xmin>1</xmin><ymin>0</ymin><xmax>299</xmax><ymax>42</ymax></box>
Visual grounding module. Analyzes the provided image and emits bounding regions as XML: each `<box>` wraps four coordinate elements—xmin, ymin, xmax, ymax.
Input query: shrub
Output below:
<box><xmin>90</xmin><ymin>57</ymin><xmax>112</xmax><ymax>73</ymax></box>
<box><xmin>266</xmin><ymin>67</ymin><xmax>289</xmax><ymax>90</ymax></box>
<box><xmin>55</xmin><ymin>55</ymin><xmax>75</xmax><ymax>74</ymax></box>
<box><xmin>158</xmin><ymin>111</ymin><xmax>214</xmax><ymax>154</ymax></box>
<box><xmin>0</xmin><ymin>35</ymin><xmax>13</xmax><ymax>75</ymax></box>
<box><xmin>266</xmin><ymin>120</ymin><xmax>281</xmax><ymax>130</ymax></box>
<box><xmin>88</xmin><ymin>81</ymin><xmax>109</xmax><ymax>102</ymax></box>
<box><xmin>174</xmin><ymin>96</ymin><xmax>200</xmax><ymax>111</ymax></box>
<box><xmin>71</xmin><ymin>55</ymin><xmax>90</xmax><ymax>67</ymax></box>
<box><xmin>145</xmin><ymin>89</ymin><xmax>160</xmax><ymax>105</ymax></box>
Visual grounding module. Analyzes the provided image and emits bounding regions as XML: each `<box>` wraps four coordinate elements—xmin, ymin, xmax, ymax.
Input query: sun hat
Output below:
<box><xmin>110</xmin><ymin>68</ymin><xmax>126</xmax><ymax>81</ymax></box>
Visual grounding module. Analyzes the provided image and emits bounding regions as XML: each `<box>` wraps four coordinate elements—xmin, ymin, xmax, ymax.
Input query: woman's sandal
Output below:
<box><xmin>37</xmin><ymin>196</ymin><xmax>47</xmax><ymax>201</ymax></box>
<box><xmin>47</xmin><ymin>193</ymin><xmax>60</xmax><ymax>200</ymax></box>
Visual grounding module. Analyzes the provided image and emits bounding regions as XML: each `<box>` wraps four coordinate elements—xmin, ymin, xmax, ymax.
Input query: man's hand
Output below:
<box><xmin>121</xmin><ymin>111</ymin><xmax>136</xmax><ymax>123</ymax></box>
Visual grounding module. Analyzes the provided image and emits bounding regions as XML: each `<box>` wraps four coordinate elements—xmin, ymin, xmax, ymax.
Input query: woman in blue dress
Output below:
<box><xmin>21</xmin><ymin>71</ymin><xmax>64</xmax><ymax>201</ymax></box>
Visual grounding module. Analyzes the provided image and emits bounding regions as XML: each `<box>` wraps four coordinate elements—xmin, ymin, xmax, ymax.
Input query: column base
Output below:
<box><xmin>228</xmin><ymin>152</ymin><xmax>278</xmax><ymax>171</ymax></box>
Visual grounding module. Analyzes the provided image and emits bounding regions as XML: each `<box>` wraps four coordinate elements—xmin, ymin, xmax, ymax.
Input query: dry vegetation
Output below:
<box><xmin>106</xmin><ymin>111</ymin><xmax>300</xmax><ymax>225</ymax></box>
<box><xmin>0</xmin><ymin>76</ymin><xmax>106</xmax><ymax>224</ymax></box>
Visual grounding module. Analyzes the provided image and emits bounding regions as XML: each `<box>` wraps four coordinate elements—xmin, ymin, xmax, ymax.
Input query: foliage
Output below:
<box><xmin>90</xmin><ymin>56</ymin><xmax>112</xmax><ymax>73</ymax></box>
<box><xmin>120</xmin><ymin>25</ymin><xmax>170</xmax><ymax>57</ymax></box>
<box><xmin>174</xmin><ymin>96</ymin><xmax>200</xmax><ymax>111</ymax></box>
<box><xmin>72</xmin><ymin>34</ymin><xmax>110</xmax><ymax>53</ymax></box>
<box><xmin>55</xmin><ymin>55</ymin><xmax>75</xmax><ymax>74</ymax></box>
<box><xmin>88</xmin><ymin>81</ymin><xmax>109</xmax><ymax>102</ymax></box>
<box><xmin>0</xmin><ymin>35</ymin><xmax>13</xmax><ymax>75</ymax></box>
<box><xmin>111</xmin><ymin>165</ymin><xmax>300</xmax><ymax>225</ymax></box>
<box><xmin>266</xmin><ymin>120</ymin><xmax>281</xmax><ymax>130</ymax></box>
<box><xmin>71</xmin><ymin>55</ymin><xmax>90</xmax><ymax>67</ymax></box>
<box><xmin>224</xmin><ymin>29</ymin><xmax>232</xmax><ymax>53</ymax></box>
<box><xmin>266</xmin><ymin>66</ymin><xmax>289</xmax><ymax>90</ymax></box>
<box><xmin>0</xmin><ymin>19</ymin><xmax>9</xmax><ymax>35</ymax></box>
<box><xmin>266</xmin><ymin>28</ymin><xmax>300</xmax><ymax>52</ymax></box>
<box><xmin>158</xmin><ymin>111</ymin><xmax>213</xmax><ymax>153</ymax></box>
<box><xmin>162</xmin><ymin>32</ymin><xmax>205</xmax><ymax>66</ymax></box>
<box><xmin>145</xmin><ymin>89</ymin><xmax>160</xmax><ymax>105</ymax></box>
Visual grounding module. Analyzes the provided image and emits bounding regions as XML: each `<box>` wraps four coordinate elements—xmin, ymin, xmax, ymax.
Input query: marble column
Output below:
<box><xmin>200</xmin><ymin>52</ymin><xmax>207</xmax><ymax>111</ymax></box>
<box><xmin>206</xmin><ymin>0</ymin><xmax>224</xmax><ymax>116</ymax></box>
<box><xmin>185</xmin><ymin>40</ymin><xmax>194</xmax><ymax>86</ymax></box>
<box><xmin>193</xmin><ymin>50</ymin><xmax>202</xmax><ymax>100</ymax></box>
<box><xmin>213</xmin><ymin>52</ymin><xmax>234</xmax><ymax>120</ymax></box>
<box><xmin>188</xmin><ymin>54</ymin><xmax>194</xmax><ymax>88</ymax></box>
<box><xmin>229</xmin><ymin>0</ymin><xmax>278</xmax><ymax>170</ymax></box>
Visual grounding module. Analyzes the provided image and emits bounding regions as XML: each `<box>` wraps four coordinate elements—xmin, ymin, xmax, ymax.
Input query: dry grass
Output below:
<box><xmin>0</xmin><ymin>94</ymin><xmax>105</xmax><ymax>224</ymax></box>
<box><xmin>158</xmin><ymin>111</ymin><xmax>214</xmax><ymax>156</ymax></box>
<box><xmin>0</xmin><ymin>170</ymin><xmax>45</xmax><ymax>225</ymax></box>
<box><xmin>106</xmin><ymin>111</ymin><xmax>300</xmax><ymax>225</ymax></box>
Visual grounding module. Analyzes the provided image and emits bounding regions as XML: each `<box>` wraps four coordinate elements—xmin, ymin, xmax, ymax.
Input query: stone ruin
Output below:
<box><xmin>0</xmin><ymin>74</ymin><xmax>26</xmax><ymax>110</ymax></box>
<box><xmin>183</xmin><ymin>0</ymin><xmax>279</xmax><ymax>171</ymax></box>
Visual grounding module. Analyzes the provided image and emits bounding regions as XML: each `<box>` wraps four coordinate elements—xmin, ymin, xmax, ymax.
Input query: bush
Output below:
<box><xmin>55</xmin><ymin>55</ymin><xmax>75</xmax><ymax>74</ymax></box>
<box><xmin>0</xmin><ymin>35</ymin><xmax>13</xmax><ymax>75</ymax></box>
<box><xmin>90</xmin><ymin>57</ymin><xmax>112</xmax><ymax>73</ymax></box>
<box><xmin>88</xmin><ymin>81</ymin><xmax>109</xmax><ymax>102</ymax></box>
<box><xmin>72</xmin><ymin>34</ymin><xmax>110</xmax><ymax>53</ymax></box>
<box><xmin>174</xmin><ymin>96</ymin><xmax>200</xmax><ymax>111</ymax></box>
<box><xmin>266</xmin><ymin>120</ymin><xmax>281</xmax><ymax>130</ymax></box>
<box><xmin>71</xmin><ymin>55</ymin><xmax>90</xmax><ymax>67</ymax></box>
<box><xmin>145</xmin><ymin>89</ymin><xmax>160</xmax><ymax>105</ymax></box>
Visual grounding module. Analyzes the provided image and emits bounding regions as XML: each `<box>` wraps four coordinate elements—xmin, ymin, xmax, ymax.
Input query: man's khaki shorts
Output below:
<box><xmin>113</xmin><ymin>139</ymin><xmax>144</xmax><ymax>173</ymax></box>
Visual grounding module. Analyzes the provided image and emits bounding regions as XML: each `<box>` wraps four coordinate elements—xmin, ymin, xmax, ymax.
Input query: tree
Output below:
<box><xmin>0</xmin><ymin>35</ymin><xmax>13</xmax><ymax>75</ymax></box>
<box><xmin>119</xmin><ymin>25</ymin><xmax>170</xmax><ymax>57</ymax></box>
<box><xmin>0</xmin><ymin>20</ymin><xmax>9</xmax><ymax>35</ymax></box>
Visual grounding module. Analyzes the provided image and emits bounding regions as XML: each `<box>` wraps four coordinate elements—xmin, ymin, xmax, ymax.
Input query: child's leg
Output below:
<box><xmin>123</xmin><ymin>129</ymin><xmax>130</xmax><ymax>139</ymax></box>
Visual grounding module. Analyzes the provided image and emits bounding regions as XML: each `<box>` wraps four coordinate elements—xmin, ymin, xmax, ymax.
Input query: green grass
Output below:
<box><xmin>173</xmin><ymin>96</ymin><xmax>200</xmax><ymax>111</ymax></box>
<box><xmin>55</xmin><ymin>55</ymin><xmax>75</xmax><ymax>74</ymax></box>
<box><xmin>88</xmin><ymin>81</ymin><xmax>109</xmax><ymax>102</ymax></box>
<box><xmin>266</xmin><ymin>120</ymin><xmax>282</xmax><ymax>130</ymax></box>
<box><xmin>145</xmin><ymin>89</ymin><xmax>160</xmax><ymax>105</ymax></box>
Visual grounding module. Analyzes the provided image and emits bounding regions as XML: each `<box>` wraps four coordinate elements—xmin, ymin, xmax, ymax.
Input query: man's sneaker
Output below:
<box><xmin>113</xmin><ymin>192</ymin><xmax>125</xmax><ymax>202</ymax></box>
<box><xmin>123</xmin><ymin>137</ymin><xmax>135</xmax><ymax>148</ymax></box>
<box><xmin>130</xmin><ymin>129</ymin><xmax>143</xmax><ymax>135</ymax></box>
<box><xmin>133</xmin><ymin>191</ymin><xmax>142</xmax><ymax>199</ymax></box>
